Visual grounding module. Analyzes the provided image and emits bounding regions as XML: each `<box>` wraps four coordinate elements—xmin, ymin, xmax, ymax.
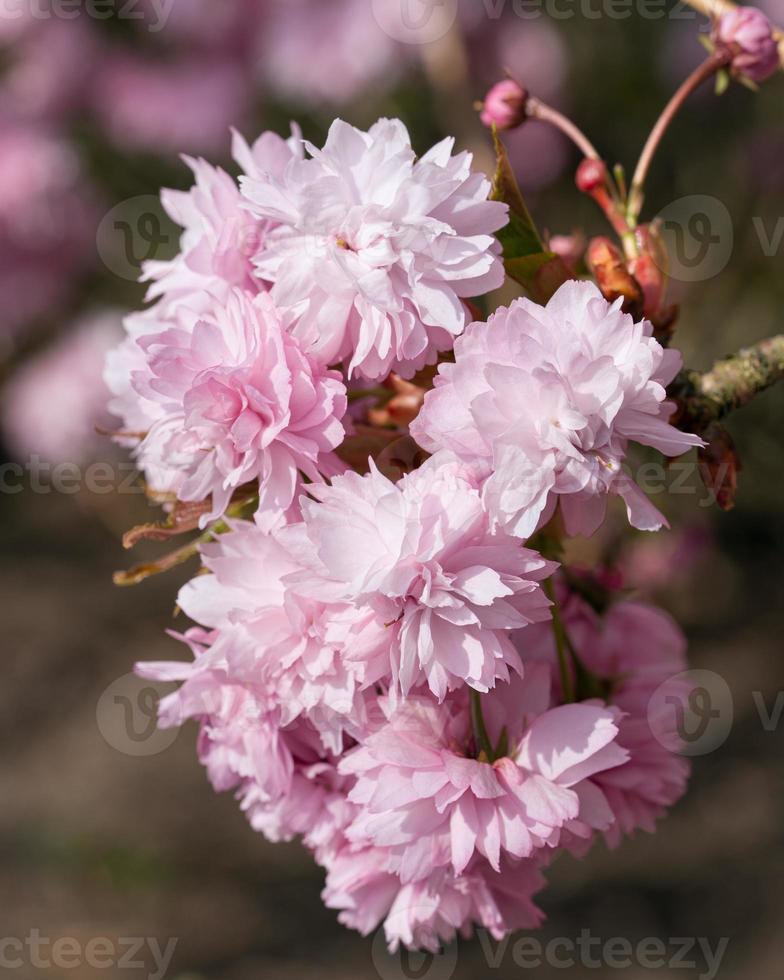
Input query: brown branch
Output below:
<box><xmin>671</xmin><ymin>335</ymin><xmax>784</xmax><ymax>432</ymax></box>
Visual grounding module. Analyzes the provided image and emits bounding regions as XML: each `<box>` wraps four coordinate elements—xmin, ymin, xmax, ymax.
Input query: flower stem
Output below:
<box><xmin>526</xmin><ymin>95</ymin><xmax>601</xmax><ymax>161</ymax></box>
<box><xmin>628</xmin><ymin>50</ymin><xmax>731</xmax><ymax>224</ymax></box>
<box><xmin>543</xmin><ymin>577</ymin><xmax>575</xmax><ymax>703</ymax></box>
<box><xmin>470</xmin><ymin>688</ymin><xmax>495</xmax><ymax>760</ymax></box>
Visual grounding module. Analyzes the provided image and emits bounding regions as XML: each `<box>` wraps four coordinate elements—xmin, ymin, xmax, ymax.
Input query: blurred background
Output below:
<box><xmin>1</xmin><ymin>0</ymin><xmax>783</xmax><ymax>977</ymax></box>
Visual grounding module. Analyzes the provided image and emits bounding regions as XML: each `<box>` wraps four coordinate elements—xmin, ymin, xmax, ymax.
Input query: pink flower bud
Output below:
<box><xmin>480</xmin><ymin>80</ymin><xmax>527</xmax><ymax>131</ymax></box>
<box><xmin>575</xmin><ymin>157</ymin><xmax>608</xmax><ymax>194</ymax></box>
<box><xmin>715</xmin><ymin>6</ymin><xmax>779</xmax><ymax>83</ymax></box>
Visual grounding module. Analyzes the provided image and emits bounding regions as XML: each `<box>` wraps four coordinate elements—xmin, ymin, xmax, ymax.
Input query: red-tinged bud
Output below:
<box><xmin>627</xmin><ymin>225</ymin><xmax>667</xmax><ymax>315</ymax></box>
<box><xmin>698</xmin><ymin>423</ymin><xmax>742</xmax><ymax>512</ymax></box>
<box><xmin>480</xmin><ymin>80</ymin><xmax>528</xmax><ymax>131</ymax></box>
<box><xmin>368</xmin><ymin>375</ymin><xmax>427</xmax><ymax>429</ymax></box>
<box><xmin>586</xmin><ymin>236</ymin><xmax>644</xmax><ymax>318</ymax></box>
<box><xmin>575</xmin><ymin>158</ymin><xmax>609</xmax><ymax>195</ymax></box>
<box><xmin>714</xmin><ymin>6</ymin><xmax>779</xmax><ymax>83</ymax></box>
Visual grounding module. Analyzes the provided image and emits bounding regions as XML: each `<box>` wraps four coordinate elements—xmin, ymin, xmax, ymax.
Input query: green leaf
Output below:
<box><xmin>715</xmin><ymin>68</ymin><xmax>730</xmax><ymax>96</ymax></box>
<box><xmin>490</xmin><ymin>127</ymin><xmax>570</xmax><ymax>302</ymax></box>
<box><xmin>490</xmin><ymin>126</ymin><xmax>543</xmax><ymax>254</ymax></box>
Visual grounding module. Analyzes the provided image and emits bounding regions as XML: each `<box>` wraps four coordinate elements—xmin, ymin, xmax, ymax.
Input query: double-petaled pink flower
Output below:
<box><xmin>240</xmin><ymin>118</ymin><xmax>508</xmax><ymax>380</ymax></box>
<box><xmin>412</xmin><ymin>280</ymin><xmax>704</xmax><ymax>538</ymax></box>
<box><xmin>340</xmin><ymin>676</ymin><xmax>628</xmax><ymax>880</ymax></box>
<box><xmin>127</xmin><ymin>289</ymin><xmax>347</xmax><ymax>525</ymax></box>
<box><xmin>286</xmin><ymin>453</ymin><xmax>555</xmax><ymax>700</ymax></box>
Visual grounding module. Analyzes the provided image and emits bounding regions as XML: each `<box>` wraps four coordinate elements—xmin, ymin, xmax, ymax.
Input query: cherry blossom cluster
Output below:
<box><xmin>108</xmin><ymin>116</ymin><xmax>703</xmax><ymax>951</ymax></box>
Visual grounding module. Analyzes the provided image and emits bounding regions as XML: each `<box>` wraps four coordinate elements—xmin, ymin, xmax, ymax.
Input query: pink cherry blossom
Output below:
<box><xmin>715</xmin><ymin>6</ymin><xmax>779</xmax><ymax>83</ymax></box>
<box><xmin>480</xmin><ymin>80</ymin><xmax>527</xmax><ymax>131</ymax></box>
<box><xmin>411</xmin><ymin>279</ymin><xmax>704</xmax><ymax>539</ymax></box>
<box><xmin>173</xmin><ymin>520</ymin><xmax>390</xmax><ymax>752</ymax></box>
<box><xmin>517</xmin><ymin>584</ymin><xmax>691</xmax><ymax>845</ymax></box>
<box><xmin>323</xmin><ymin>845</ymin><xmax>547</xmax><ymax>952</ymax></box>
<box><xmin>143</xmin><ymin>127</ymin><xmax>303</xmax><ymax>308</ymax></box>
<box><xmin>288</xmin><ymin>452</ymin><xmax>556</xmax><ymax>700</ymax></box>
<box><xmin>139</xmin><ymin>644</ymin><xmax>343</xmax><ymax>844</ymax></box>
<box><xmin>123</xmin><ymin>289</ymin><xmax>347</xmax><ymax>524</ymax></box>
<box><xmin>339</xmin><ymin>679</ymin><xmax>628</xmax><ymax>882</ymax></box>
<box><xmin>240</xmin><ymin>118</ymin><xmax>508</xmax><ymax>380</ymax></box>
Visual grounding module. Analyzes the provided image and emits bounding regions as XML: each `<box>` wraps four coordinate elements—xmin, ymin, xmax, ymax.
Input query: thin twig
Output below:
<box><xmin>526</xmin><ymin>96</ymin><xmax>602</xmax><ymax>161</ymax></box>
<box><xmin>628</xmin><ymin>50</ymin><xmax>730</xmax><ymax>223</ymax></box>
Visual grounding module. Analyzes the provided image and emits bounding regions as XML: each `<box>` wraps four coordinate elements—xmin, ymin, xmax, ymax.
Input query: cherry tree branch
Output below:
<box><xmin>671</xmin><ymin>335</ymin><xmax>784</xmax><ymax>431</ymax></box>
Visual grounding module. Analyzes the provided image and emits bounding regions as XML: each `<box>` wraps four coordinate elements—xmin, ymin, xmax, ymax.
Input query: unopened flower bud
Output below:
<box><xmin>628</xmin><ymin>224</ymin><xmax>667</xmax><ymax>316</ymax></box>
<box><xmin>575</xmin><ymin>158</ymin><xmax>608</xmax><ymax>194</ymax></box>
<box><xmin>586</xmin><ymin>236</ymin><xmax>644</xmax><ymax>317</ymax></box>
<box><xmin>480</xmin><ymin>80</ymin><xmax>527</xmax><ymax>131</ymax></box>
<box><xmin>715</xmin><ymin>6</ymin><xmax>779</xmax><ymax>84</ymax></box>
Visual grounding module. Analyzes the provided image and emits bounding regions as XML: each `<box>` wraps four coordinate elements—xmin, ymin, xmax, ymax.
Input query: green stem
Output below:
<box><xmin>470</xmin><ymin>689</ymin><xmax>495</xmax><ymax>760</ymax></box>
<box><xmin>543</xmin><ymin>578</ymin><xmax>575</xmax><ymax>703</ymax></box>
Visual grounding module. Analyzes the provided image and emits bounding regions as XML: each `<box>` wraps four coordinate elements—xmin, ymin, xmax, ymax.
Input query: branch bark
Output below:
<box><xmin>671</xmin><ymin>335</ymin><xmax>784</xmax><ymax>432</ymax></box>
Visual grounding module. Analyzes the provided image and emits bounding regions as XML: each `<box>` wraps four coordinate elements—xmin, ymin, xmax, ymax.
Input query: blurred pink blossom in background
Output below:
<box><xmin>2</xmin><ymin>309</ymin><xmax>122</xmax><ymax>463</ymax></box>
<box><xmin>95</xmin><ymin>56</ymin><xmax>249</xmax><ymax>155</ymax></box>
<box><xmin>0</xmin><ymin>118</ymin><xmax>98</xmax><ymax>340</ymax></box>
<box><xmin>258</xmin><ymin>0</ymin><xmax>402</xmax><ymax>106</ymax></box>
